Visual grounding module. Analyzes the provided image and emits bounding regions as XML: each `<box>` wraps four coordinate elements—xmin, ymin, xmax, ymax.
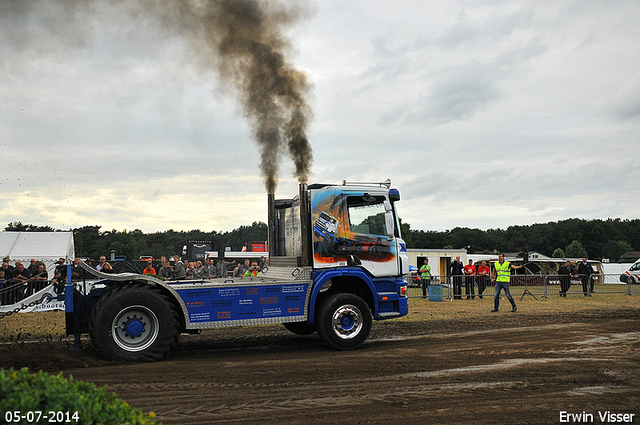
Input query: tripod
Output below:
<box><xmin>520</xmin><ymin>288</ymin><xmax>539</xmax><ymax>301</ymax></box>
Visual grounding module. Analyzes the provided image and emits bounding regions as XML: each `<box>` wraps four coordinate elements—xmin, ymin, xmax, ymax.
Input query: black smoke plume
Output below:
<box><xmin>196</xmin><ymin>0</ymin><xmax>314</xmax><ymax>194</ymax></box>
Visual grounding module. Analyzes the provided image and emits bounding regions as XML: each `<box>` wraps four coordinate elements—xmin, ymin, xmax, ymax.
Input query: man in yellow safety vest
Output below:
<box><xmin>491</xmin><ymin>253</ymin><xmax>524</xmax><ymax>313</ymax></box>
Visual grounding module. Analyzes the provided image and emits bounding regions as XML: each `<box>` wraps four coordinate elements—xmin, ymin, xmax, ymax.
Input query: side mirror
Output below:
<box><xmin>384</xmin><ymin>201</ymin><xmax>395</xmax><ymax>238</ymax></box>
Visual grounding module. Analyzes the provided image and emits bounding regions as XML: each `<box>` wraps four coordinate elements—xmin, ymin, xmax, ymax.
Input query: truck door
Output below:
<box><xmin>311</xmin><ymin>189</ymin><xmax>399</xmax><ymax>277</ymax></box>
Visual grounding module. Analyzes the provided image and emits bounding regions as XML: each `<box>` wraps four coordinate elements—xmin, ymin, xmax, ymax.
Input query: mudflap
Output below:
<box><xmin>65</xmin><ymin>289</ymin><xmax>97</xmax><ymax>337</ymax></box>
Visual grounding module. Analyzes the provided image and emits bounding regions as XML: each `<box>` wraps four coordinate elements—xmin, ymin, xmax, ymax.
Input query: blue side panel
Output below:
<box><xmin>64</xmin><ymin>284</ymin><xmax>74</xmax><ymax>312</ymax></box>
<box><xmin>175</xmin><ymin>283</ymin><xmax>311</xmax><ymax>326</ymax></box>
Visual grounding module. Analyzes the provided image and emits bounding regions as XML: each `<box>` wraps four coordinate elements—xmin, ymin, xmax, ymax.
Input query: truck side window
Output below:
<box><xmin>346</xmin><ymin>196</ymin><xmax>387</xmax><ymax>236</ymax></box>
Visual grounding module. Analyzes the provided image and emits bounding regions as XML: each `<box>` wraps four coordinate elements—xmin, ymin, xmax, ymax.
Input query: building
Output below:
<box><xmin>406</xmin><ymin>248</ymin><xmax>468</xmax><ymax>282</ymax></box>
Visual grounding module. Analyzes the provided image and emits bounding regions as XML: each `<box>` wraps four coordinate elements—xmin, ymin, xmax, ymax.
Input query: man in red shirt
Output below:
<box><xmin>143</xmin><ymin>261</ymin><xmax>156</xmax><ymax>275</ymax></box>
<box><xmin>477</xmin><ymin>260</ymin><xmax>491</xmax><ymax>299</ymax></box>
<box><xmin>464</xmin><ymin>259</ymin><xmax>476</xmax><ymax>299</ymax></box>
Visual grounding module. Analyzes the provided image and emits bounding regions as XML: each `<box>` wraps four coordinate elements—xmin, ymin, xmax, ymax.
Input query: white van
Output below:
<box><xmin>620</xmin><ymin>259</ymin><xmax>640</xmax><ymax>284</ymax></box>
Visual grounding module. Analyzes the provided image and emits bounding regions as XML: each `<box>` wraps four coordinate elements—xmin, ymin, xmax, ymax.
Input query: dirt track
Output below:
<box><xmin>2</xmin><ymin>309</ymin><xmax>640</xmax><ymax>424</ymax></box>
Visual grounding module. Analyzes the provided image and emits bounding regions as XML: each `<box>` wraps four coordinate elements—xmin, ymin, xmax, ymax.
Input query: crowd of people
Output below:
<box><xmin>0</xmin><ymin>253</ymin><xmax>273</xmax><ymax>306</ymax></box>
<box><xmin>415</xmin><ymin>255</ymin><xmax>599</xmax><ymax>312</ymax></box>
<box><xmin>1</xmin><ymin>257</ymin><xmax>55</xmax><ymax>305</ymax></box>
<box><xmin>149</xmin><ymin>256</ymin><xmax>268</xmax><ymax>281</ymax></box>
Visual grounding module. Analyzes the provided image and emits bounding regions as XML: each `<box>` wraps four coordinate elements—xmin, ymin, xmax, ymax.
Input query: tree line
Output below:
<box><xmin>5</xmin><ymin>221</ymin><xmax>267</xmax><ymax>262</ymax></box>
<box><xmin>5</xmin><ymin>217</ymin><xmax>639</xmax><ymax>262</ymax></box>
<box><xmin>401</xmin><ymin>218</ymin><xmax>639</xmax><ymax>261</ymax></box>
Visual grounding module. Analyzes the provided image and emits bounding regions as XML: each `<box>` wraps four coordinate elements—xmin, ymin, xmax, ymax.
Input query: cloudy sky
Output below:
<box><xmin>1</xmin><ymin>0</ymin><xmax>639</xmax><ymax>234</ymax></box>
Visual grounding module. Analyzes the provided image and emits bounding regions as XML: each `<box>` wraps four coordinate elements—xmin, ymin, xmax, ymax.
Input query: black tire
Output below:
<box><xmin>316</xmin><ymin>293</ymin><xmax>372</xmax><ymax>350</ymax></box>
<box><xmin>89</xmin><ymin>284</ymin><xmax>180</xmax><ymax>362</ymax></box>
<box><xmin>283</xmin><ymin>321</ymin><xmax>317</xmax><ymax>335</ymax></box>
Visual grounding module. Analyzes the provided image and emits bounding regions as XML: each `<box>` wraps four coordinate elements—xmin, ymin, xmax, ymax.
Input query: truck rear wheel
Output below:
<box><xmin>283</xmin><ymin>321</ymin><xmax>317</xmax><ymax>335</ymax></box>
<box><xmin>89</xmin><ymin>285</ymin><xmax>180</xmax><ymax>362</ymax></box>
<box><xmin>316</xmin><ymin>293</ymin><xmax>371</xmax><ymax>350</ymax></box>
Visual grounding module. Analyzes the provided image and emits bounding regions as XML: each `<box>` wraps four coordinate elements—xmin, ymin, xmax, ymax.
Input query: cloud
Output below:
<box><xmin>1</xmin><ymin>0</ymin><xmax>639</xmax><ymax>234</ymax></box>
<box><xmin>608</xmin><ymin>71</ymin><xmax>640</xmax><ymax>121</ymax></box>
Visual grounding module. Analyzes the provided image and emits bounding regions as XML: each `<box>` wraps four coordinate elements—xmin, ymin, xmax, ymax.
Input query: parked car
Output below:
<box><xmin>620</xmin><ymin>259</ymin><xmax>640</xmax><ymax>284</ymax></box>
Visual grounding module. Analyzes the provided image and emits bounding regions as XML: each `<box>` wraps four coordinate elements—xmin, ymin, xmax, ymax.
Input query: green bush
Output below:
<box><xmin>0</xmin><ymin>368</ymin><xmax>159</xmax><ymax>425</ymax></box>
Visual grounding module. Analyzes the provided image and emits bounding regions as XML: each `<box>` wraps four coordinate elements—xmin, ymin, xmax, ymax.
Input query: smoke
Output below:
<box><xmin>178</xmin><ymin>0</ymin><xmax>314</xmax><ymax>194</ymax></box>
<box><xmin>1</xmin><ymin>0</ymin><xmax>314</xmax><ymax>194</ymax></box>
<box><xmin>196</xmin><ymin>0</ymin><xmax>314</xmax><ymax>194</ymax></box>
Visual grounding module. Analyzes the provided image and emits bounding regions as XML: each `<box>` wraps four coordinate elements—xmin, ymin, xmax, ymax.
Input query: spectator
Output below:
<box><xmin>186</xmin><ymin>262</ymin><xmax>196</xmax><ymax>278</ymax></box>
<box><xmin>158</xmin><ymin>258</ymin><xmax>172</xmax><ymax>280</ymax></box>
<box><xmin>13</xmin><ymin>261</ymin><xmax>31</xmax><ymax>283</ymax></box>
<box><xmin>0</xmin><ymin>263</ymin><xmax>12</xmax><ymax>305</ymax></box>
<box><xmin>259</xmin><ymin>256</ymin><xmax>266</xmax><ymax>269</ymax></box>
<box><xmin>0</xmin><ymin>270</ymin><xmax>6</xmax><ymax>305</ymax></box>
<box><xmin>143</xmin><ymin>262</ymin><xmax>156</xmax><ymax>275</ymax></box>
<box><xmin>27</xmin><ymin>259</ymin><xmax>39</xmax><ymax>275</ymax></box>
<box><xmin>96</xmin><ymin>256</ymin><xmax>107</xmax><ymax>272</ymax></box>
<box><xmin>102</xmin><ymin>262</ymin><xmax>113</xmax><ymax>273</ymax></box>
<box><xmin>216</xmin><ymin>259</ymin><xmax>231</xmax><ymax>278</ymax></box>
<box><xmin>3</xmin><ymin>257</ymin><xmax>15</xmax><ymax>272</ymax></box>
<box><xmin>477</xmin><ymin>261</ymin><xmax>491</xmax><ymax>299</ymax></box>
<box><xmin>239</xmin><ymin>259</ymin><xmax>251</xmax><ymax>277</ymax></box>
<box><xmin>32</xmin><ymin>263</ymin><xmax>49</xmax><ymax>293</ymax></box>
<box><xmin>418</xmin><ymin>259</ymin><xmax>432</xmax><ymax>299</ymax></box>
<box><xmin>12</xmin><ymin>261</ymin><xmax>31</xmax><ymax>302</ymax></box>
<box><xmin>577</xmin><ymin>257</ymin><xmax>595</xmax><ymax>297</ymax></box>
<box><xmin>464</xmin><ymin>259</ymin><xmax>476</xmax><ymax>300</ymax></box>
<box><xmin>203</xmin><ymin>258</ymin><xmax>216</xmax><ymax>278</ymax></box>
<box><xmin>449</xmin><ymin>256</ymin><xmax>464</xmax><ymax>300</ymax></box>
<box><xmin>243</xmin><ymin>261</ymin><xmax>261</xmax><ymax>277</ymax></box>
<box><xmin>491</xmin><ymin>253</ymin><xmax>523</xmax><ymax>313</ymax></box>
<box><xmin>195</xmin><ymin>261</ymin><xmax>204</xmax><ymax>278</ymax></box>
<box><xmin>71</xmin><ymin>258</ymin><xmax>84</xmax><ymax>281</ymax></box>
<box><xmin>199</xmin><ymin>258</ymin><xmax>209</xmax><ymax>278</ymax></box>
<box><xmin>170</xmin><ymin>256</ymin><xmax>187</xmax><ymax>280</ymax></box>
<box><xmin>50</xmin><ymin>258</ymin><xmax>68</xmax><ymax>294</ymax></box>
<box><xmin>558</xmin><ymin>260</ymin><xmax>575</xmax><ymax>297</ymax></box>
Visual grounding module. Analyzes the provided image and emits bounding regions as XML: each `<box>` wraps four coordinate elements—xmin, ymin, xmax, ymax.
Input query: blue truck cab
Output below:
<box><xmin>66</xmin><ymin>180</ymin><xmax>408</xmax><ymax>362</ymax></box>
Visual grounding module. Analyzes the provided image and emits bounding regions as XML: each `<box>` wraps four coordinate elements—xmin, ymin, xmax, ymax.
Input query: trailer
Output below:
<box><xmin>61</xmin><ymin>180</ymin><xmax>409</xmax><ymax>362</ymax></box>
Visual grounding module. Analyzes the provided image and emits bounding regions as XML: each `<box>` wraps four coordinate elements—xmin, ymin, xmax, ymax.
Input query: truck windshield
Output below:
<box><xmin>347</xmin><ymin>196</ymin><xmax>387</xmax><ymax>236</ymax></box>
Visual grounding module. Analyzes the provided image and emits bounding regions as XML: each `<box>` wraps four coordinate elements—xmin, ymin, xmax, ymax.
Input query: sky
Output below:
<box><xmin>1</xmin><ymin>0</ymin><xmax>639</xmax><ymax>234</ymax></box>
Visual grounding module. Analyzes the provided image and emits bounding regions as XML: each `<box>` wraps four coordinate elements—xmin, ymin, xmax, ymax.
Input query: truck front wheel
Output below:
<box><xmin>89</xmin><ymin>285</ymin><xmax>180</xmax><ymax>362</ymax></box>
<box><xmin>316</xmin><ymin>293</ymin><xmax>372</xmax><ymax>350</ymax></box>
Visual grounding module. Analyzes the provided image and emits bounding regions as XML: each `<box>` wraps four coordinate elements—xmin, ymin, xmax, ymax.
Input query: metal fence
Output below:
<box><xmin>406</xmin><ymin>273</ymin><xmax>640</xmax><ymax>300</ymax></box>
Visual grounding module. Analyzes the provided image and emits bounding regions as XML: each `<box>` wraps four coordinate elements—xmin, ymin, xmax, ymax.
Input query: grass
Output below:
<box><xmin>0</xmin><ymin>311</ymin><xmax>67</xmax><ymax>341</ymax></box>
<box><xmin>402</xmin><ymin>290</ymin><xmax>640</xmax><ymax>322</ymax></box>
<box><xmin>0</xmin><ymin>290</ymin><xmax>638</xmax><ymax>342</ymax></box>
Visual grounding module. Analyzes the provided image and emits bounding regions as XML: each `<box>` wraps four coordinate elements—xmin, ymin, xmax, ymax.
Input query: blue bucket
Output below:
<box><xmin>428</xmin><ymin>285</ymin><xmax>443</xmax><ymax>302</ymax></box>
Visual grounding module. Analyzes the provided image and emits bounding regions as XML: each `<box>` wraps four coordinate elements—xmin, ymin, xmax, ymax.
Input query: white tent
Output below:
<box><xmin>0</xmin><ymin>231</ymin><xmax>75</xmax><ymax>274</ymax></box>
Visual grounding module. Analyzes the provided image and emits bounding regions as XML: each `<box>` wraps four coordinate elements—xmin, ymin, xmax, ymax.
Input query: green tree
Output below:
<box><xmin>565</xmin><ymin>240</ymin><xmax>587</xmax><ymax>258</ymax></box>
<box><xmin>602</xmin><ymin>240</ymin><xmax>633</xmax><ymax>262</ymax></box>
<box><xmin>552</xmin><ymin>248</ymin><xmax>565</xmax><ymax>258</ymax></box>
<box><xmin>5</xmin><ymin>221</ymin><xmax>55</xmax><ymax>232</ymax></box>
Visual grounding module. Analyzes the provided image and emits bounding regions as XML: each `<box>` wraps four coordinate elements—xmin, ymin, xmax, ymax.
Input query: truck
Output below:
<box><xmin>60</xmin><ymin>179</ymin><xmax>409</xmax><ymax>362</ymax></box>
<box><xmin>181</xmin><ymin>241</ymin><xmax>213</xmax><ymax>263</ymax></box>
